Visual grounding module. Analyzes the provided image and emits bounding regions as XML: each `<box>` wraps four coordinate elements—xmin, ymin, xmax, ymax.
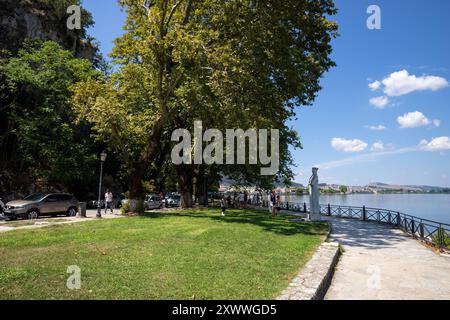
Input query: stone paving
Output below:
<box><xmin>324</xmin><ymin>217</ymin><xmax>450</xmax><ymax>300</ymax></box>
<box><xmin>277</xmin><ymin>241</ymin><xmax>339</xmax><ymax>300</ymax></box>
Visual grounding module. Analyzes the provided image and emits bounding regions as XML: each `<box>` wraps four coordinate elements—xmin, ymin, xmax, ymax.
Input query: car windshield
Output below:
<box><xmin>24</xmin><ymin>193</ymin><xmax>47</xmax><ymax>201</ymax></box>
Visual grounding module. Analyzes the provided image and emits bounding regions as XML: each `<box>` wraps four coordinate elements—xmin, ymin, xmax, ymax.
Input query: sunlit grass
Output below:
<box><xmin>0</xmin><ymin>208</ymin><xmax>328</xmax><ymax>299</ymax></box>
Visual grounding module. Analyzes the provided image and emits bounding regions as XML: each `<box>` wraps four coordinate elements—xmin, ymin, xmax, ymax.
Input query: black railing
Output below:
<box><xmin>260</xmin><ymin>200</ymin><xmax>450</xmax><ymax>251</ymax></box>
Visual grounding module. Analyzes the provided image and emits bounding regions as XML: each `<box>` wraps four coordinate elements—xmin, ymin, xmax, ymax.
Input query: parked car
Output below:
<box><xmin>144</xmin><ymin>194</ymin><xmax>162</xmax><ymax>210</ymax></box>
<box><xmin>4</xmin><ymin>193</ymin><xmax>79</xmax><ymax>220</ymax></box>
<box><xmin>165</xmin><ymin>195</ymin><xmax>181</xmax><ymax>207</ymax></box>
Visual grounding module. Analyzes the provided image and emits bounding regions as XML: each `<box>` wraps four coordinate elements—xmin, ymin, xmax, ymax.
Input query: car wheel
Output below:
<box><xmin>27</xmin><ymin>210</ymin><xmax>39</xmax><ymax>220</ymax></box>
<box><xmin>67</xmin><ymin>207</ymin><xmax>77</xmax><ymax>217</ymax></box>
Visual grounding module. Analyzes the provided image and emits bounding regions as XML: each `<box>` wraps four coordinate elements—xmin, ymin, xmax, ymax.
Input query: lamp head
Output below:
<box><xmin>100</xmin><ymin>150</ymin><xmax>107</xmax><ymax>162</ymax></box>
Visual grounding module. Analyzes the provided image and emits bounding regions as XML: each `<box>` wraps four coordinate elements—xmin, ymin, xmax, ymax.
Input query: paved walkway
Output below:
<box><xmin>0</xmin><ymin>209</ymin><xmax>123</xmax><ymax>233</ymax></box>
<box><xmin>324</xmin><ymin>217</ymin><xmax>450</xmax><ymax>300</ymax></box>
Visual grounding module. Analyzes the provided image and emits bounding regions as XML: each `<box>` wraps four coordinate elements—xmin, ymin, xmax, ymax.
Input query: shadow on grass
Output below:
<box><xmin>139</xmin><ymin>208</ymin><xmax>327</xmax><ymax>237</ymax></box>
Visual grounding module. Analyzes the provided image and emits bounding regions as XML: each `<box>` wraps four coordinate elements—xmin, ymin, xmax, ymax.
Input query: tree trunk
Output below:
<box><xmin>195</xmin><ymin>167</ymin><xmax>208</xmax><ymax>206</ymax></box>
<box><xmin>128</xmin><ymin>162</ymin><xmax>145</xmax><ymax>214</ymax></box>
<box><xmin>176</xmin><ymin>164</ymin><xmax>193</xmax><ymax>208</ymax></box>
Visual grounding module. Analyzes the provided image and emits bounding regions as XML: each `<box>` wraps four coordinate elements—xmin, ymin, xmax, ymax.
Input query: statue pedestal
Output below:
<box><xmin>309</xmin><ymin>213</ymin><xmax>322</xmax><ymax>222</ymax></box>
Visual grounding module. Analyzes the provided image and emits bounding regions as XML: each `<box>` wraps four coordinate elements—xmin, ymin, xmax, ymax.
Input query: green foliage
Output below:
<box><xmin>0</xmin><ymin>41</ymin><xmax>100</xmax><ymax>187</ymax></box>
<box><xmin>339</xmin><ymin>185</ymin><xmax>348</xmax><ymax>194</ymax></box>
<box><xmin>73</xmin><ymin>0</ymin><xmax>338</xmax><ymax>200</ymax></box>
<box><xmin>120</xmin><ymin>201</ymin><xmax>130</xmax><ymax>215</ymax></box>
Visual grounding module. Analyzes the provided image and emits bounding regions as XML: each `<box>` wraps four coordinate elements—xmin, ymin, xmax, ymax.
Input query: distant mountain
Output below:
<box><xmin>366</xmin><ymin>182</ymin><xmax>450</xmax><ymax>193</ymax></box>
<box><xmin>219</xmin><ymin>177</ymin><xmax>303</xmax><ymax>189</ymax></box>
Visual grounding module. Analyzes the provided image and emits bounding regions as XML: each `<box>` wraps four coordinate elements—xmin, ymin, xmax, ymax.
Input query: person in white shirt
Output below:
<box><xmin>267</xmin><ymin>192</ymin><xmax>273</xmax><ymax>213</ymax></box>
<box><xmin>104</xmin><ymin>190</ymin><xmax>114</xmax><ymax>214</ymax></box>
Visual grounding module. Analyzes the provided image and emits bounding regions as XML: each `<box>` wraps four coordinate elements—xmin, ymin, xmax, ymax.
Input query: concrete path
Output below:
<box><xmin>324</xmin><ymin>217</ymin><xmax>450</xmax><ymax>300</ymax></box>
<box><xmin>0</xmin><ymin>209</ymin><xmax>123</xmax><ymax>233</ymax></box>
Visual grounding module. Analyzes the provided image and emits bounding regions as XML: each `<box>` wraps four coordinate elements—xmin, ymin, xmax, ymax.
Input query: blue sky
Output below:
<box><xmin>82</xmin><ymin>0</ymin><xmax>450</xmax><ymax>187</ymax></box>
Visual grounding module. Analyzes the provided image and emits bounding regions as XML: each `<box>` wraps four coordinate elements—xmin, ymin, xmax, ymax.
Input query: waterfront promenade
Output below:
<box><xmin>325</xmin><ymin>217</ymin><xmax>450</xmax><ymax>300</ymax></box>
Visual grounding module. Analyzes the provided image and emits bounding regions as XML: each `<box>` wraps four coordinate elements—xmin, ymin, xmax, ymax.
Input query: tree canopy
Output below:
<box><xmin>72</xmin><ymin>0</ymin><xmax>338</xmax><ymax>211</ymax></box>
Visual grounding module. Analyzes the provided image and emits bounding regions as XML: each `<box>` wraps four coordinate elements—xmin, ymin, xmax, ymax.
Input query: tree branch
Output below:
<box><xmin>182</xmin><ymin>0</ymin><xmax>193</xmax><ymax>25</ymax></box>
<box><xmin>166</xmin><ymin>0</ymin><xmax>184</xmax><ymax>28</ymax></box>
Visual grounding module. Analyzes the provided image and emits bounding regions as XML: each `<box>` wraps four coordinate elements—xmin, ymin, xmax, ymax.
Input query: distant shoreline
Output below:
<box><xmin>283</xmin><ymin>192</ymin><xmax>450</xmax><ymax>196</ymax></box>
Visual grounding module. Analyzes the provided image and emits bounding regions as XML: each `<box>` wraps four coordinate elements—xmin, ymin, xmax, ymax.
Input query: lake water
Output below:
<box><xmin>281</xmin><ymin>194</ymin><xmax>450</xmax><ymax>225</ymax></box>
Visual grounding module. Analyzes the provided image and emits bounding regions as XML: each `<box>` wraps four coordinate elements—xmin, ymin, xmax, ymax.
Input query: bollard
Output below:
<box><xmin>286</xmin><ymin>201</ymin><xmax>289</xmax><ymax>211</ymax></box>
<box><xmin>78</xmin><ymin>202</ymin><xmax>87</xmax><ymax>218</ymax></box>
<box><xmin>303</xmin><ymin>202</ymin><xmax>307</xmax><ymax>213</ymax></box>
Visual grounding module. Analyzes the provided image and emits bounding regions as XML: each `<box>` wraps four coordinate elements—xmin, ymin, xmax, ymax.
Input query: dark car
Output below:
<box><xmin>4</xmin><ymin>193</ymin><xmax>79</xmax><ymax>220</ymax></box>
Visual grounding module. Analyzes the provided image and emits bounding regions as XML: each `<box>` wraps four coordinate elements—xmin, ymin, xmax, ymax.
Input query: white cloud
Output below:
<box><xmin>331</xmin><ymin>138</ymin><xmax>368</xmax><ymax>153</ymax></box>
<box><xmin>316</xmin><ymin>137</ymin><xmax>450</xmax><ymax>170</ymax></box>
<box><xmin>368</xmin><ymin>80</ymin><xmax>381</xmax><ymax>91</ymax></box>
<box><xmin>397</xmin><ymin>111</ymin><xmax>432</xmax><ymax>128</ymax></box>
<box><xmin>315</xmin><ymin>147</ymin><xmax>417</xmax><ymax>170</ymax></box>
<box><xmin>377</xmin><ymin>70</ymin><xmax>448</xmax><ymax>97</ymax></box>
<box><xmin>420</xmin><ymin>137</ymin><xmax>450</xmax><ymax>151</ymax></box>
<box><xmin>369</xmin><ymin>96</ymin><xmax>389</xmax><ymax>109</ymax></box>
<box><xmin>433</xmin><ymin>119</ymin><xmax>441</xmax><ymax>127</ymax></box>
<box><xmin>371</xmin><ymin>141</ymin><xmax>385</xmax><ymax>152</ymax></box>
<box><xmin>366</xmin><ymin>124</ymin><xmax>386</xmax><ymax>131</ymax></box>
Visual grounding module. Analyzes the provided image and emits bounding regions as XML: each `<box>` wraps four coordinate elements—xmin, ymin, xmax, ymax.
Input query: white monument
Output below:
<box><xmin>308</xmin><ymin>167</ymin><xmax>321</xmax><ymax>221</ymax></box>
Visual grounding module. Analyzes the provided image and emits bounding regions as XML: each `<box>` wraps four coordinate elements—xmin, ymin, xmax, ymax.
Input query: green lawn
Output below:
<box><xmin>0</xmin><ymin>208</ymin><xmax>328</xmax><ymax>299</ymax></box>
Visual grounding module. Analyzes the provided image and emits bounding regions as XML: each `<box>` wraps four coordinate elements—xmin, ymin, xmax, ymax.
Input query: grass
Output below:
<box><xmin>0</xmin><ymin>208</ymin><xmax>328</xmax><ymax>299</ymax></box>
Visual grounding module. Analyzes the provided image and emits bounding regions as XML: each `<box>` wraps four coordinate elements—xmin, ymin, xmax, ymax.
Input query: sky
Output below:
<box><xmin>82</xmin><ymin>0</ymin><xmax>450</xmax><ymax>187</ymax></box>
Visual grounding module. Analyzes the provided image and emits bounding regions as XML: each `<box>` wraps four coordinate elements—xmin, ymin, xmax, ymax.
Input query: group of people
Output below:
<box><xmin>220</xmin><ymin>192</ymin><xmax>248</xmax><ymax>217</ymax></box>
<box><xmin>219</xmin><ymin>190</ymin><xmax>281</xmax><ymax>217</ymax></box>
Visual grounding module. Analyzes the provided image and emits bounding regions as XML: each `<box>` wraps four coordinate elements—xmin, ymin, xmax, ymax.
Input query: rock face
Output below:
<box><xmin>0</xmin><ymin>0</ymin><xmax>96</xmax><ymax>60</ymax></box>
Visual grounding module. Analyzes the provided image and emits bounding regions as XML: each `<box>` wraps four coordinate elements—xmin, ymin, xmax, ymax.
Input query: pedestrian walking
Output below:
<box><xmin>267</xmin><ymin>192</ymin><xmax>273</xmax><ymax>214</ymax></box>
<box><xmin>104</xmin><ymin>190</ymin><xmax>114</xmax><ymax>214</ymax></box>
<box><xmin>220</xmin><ymin>196</ymin><xmax>226</xmax><ymax>217</ymax></box>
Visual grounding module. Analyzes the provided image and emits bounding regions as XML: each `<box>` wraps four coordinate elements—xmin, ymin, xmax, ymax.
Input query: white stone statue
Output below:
<box><xmin>308</xmin><ymin>167</ymin><xmax>321</xmax><ymax>221</ymax></box>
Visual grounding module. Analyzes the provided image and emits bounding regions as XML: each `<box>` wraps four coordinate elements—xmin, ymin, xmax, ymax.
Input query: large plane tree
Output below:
<box><xmin>72</xmin><ymin>0</ymin><xmax>338</xmax><ymax>212</ymax></box>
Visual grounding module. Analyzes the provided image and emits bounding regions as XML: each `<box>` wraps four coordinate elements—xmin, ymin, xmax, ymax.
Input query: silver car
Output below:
<box><xmin>4</xmin><ymin>193</ymin><xmax>79</xmax><ymax>220</ymax></box>
<box><xmin>144</xmin><ymin>194</ymin><xmax>162</xmax><ymax>210</ymax></box>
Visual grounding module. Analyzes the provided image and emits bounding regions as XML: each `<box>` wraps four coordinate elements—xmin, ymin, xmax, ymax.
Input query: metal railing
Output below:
<box><xmin>260</xmin><ymin>200</ymin><xmax>450</xmax><ymax>251</ymax></box>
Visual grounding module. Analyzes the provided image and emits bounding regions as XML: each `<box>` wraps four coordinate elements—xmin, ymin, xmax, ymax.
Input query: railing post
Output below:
<box><xmin>396</xmin><ymin>212</ymin><xmax>401</xmax><ymax>228</ymax></box>
<box><xmin>286</xmin><ymin>201</ymin><xmax>289</xmax><ymax>211</ymax></box>
<box><xmin>438</xmin><ymin>225</ymin><xmax>445</xmax><ymax>250</ymax></box>
<box><xmin>411</xmin><ymin>219</ymin><xmax>415</xmax><ymax>237</ymax></box>
<box><xmin>327</xmin><ymin>204</ymin><xmax>331</xmax><ymax>216</ymax></box>
<box><xmin>362</xmin><ymin>206</ymin><xmax>366</xmax><ymax>221</ymax></box>
<box><xmin>303</xmin><ymin>202</ymin><xmax>307</xmax><ymax>213</ymax></box>
<box><xmin>388</xmin><ymin>212</ymin><xmax>391</xmax><ymax>225</ymax></box>
<box><xmin>419</xmin><ymin>223</ymin><xmax>424</xmax><ymax>239</ymax></box>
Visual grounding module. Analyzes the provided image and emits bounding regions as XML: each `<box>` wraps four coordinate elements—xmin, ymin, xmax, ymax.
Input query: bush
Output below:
<box><xmin>120</xmin><ymin>202</ymin><xmax>130</xmax><ymax>215</ymax></box>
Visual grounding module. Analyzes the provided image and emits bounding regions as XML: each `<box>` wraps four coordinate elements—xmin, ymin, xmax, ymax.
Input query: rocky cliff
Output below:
<box><xmin>0</xmin><ymin>0</ymin><xmax>96</xmax><ymax>60</ymax></box>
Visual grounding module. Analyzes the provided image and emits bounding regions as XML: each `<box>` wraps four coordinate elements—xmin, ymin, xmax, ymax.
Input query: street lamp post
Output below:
<box><xmin>96</xmin><ymin>150</ymin><xmax>107</xmax><ymax>218</ymax></box>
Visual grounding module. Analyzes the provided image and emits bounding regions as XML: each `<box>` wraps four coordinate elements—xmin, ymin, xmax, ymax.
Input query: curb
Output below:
<box><xmin>276</xmin><ymin>241</ymin><xmax>340</xmax><ymax>300</ymax></box>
